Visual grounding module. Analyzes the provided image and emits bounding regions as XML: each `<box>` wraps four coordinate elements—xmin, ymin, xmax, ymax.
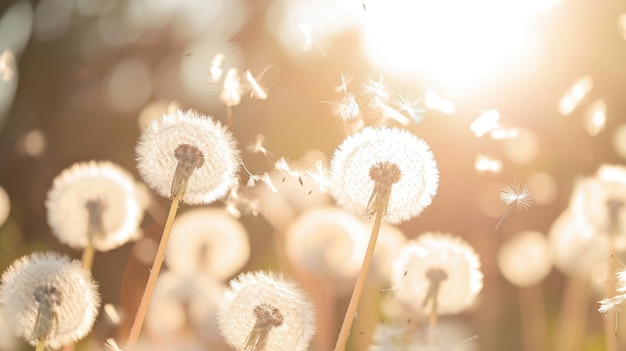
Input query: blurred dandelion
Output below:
<box><xmin>0</xmin><ymin>252</ymin><xmax>100</xmax><ymax>350</ymax></box>
<box><xmin>217</xmin><ymin>271</ymin><xmax>316</xmax><ymax>351</ymax></box>
<box><xmin>209</xmin><ymin>53</ymin><xmax>225</xmax><ymax>82</ymax></box>
<box><xmin>285</xmin><ymin>206</ymin><xmax>369</xmax><ymax>292</ymax></box>
<box><xmin>0</xmin><ymin>185</ymin><xmax>9</xmax><ymax>228</ymax></box>
<box><xmin>146</xmin><ymin>271</ymin><xmax>226</xmax><ymax>344</ymax></box>
<box><xmin>497</xmin><ymin>231</ymin><xmax>552</xmax><ymax>287</ymax></box>
<box><xmin>474</xmin><ymin>154</ymin><xmax>502</xmax><ymax>174</ymax></box>
<box><xmin>243</xmin><ymin>66</ymin><xmax>271</xmax><ymax>100</ymax></box>
<box><xmin>558</xmin><ymin>76</ymin><xmax>593</xmax><ymax>115</ymax></box>
<box><xmin>166</xmin><ymin>208</ymin><xmax>250</xmax><ymax>280</ymax></box>
<box><xmin>393</xmin><ymin>232</ymin><xmax>483</xmax><ymax>327</ymax></box>
<box><xmin>46</xmin><ymin>160</ymin><xmax>146</xmax><ymax>269</ymax></box>
<box><xmin>470</xmin><ymin>109</ymin><xmax>500</xmax><ymax>137</ymax></box>
<box><xmin>495</xmin><ymin>182</ymin><xmax>532</xmax><ymax>230</ymax></box>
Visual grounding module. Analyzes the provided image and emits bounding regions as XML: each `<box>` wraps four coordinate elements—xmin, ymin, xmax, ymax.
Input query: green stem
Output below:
<box><xmin>125</xmin><ymin>192</ymin><xmax>182</xmax><ymax>351</ymax></box>
<box><xmin>333</xmin><ymin>209</ymin><xmax>383</xmax><ymax>351</ymax></box>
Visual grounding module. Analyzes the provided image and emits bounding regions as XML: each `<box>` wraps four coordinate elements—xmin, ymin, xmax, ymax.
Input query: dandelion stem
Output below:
<box><xmin>35</xmin><ymin>340</ymin><xmax>45</xmax><ymax>351</ymax></box>
<box><xmin>333</xmin><ymin>208</ymin><xmax>383</xmax><ymax>351</ymax></box>
<box><xmin>125</xmin><ymin>192</ymin><xmax>182</xmax><ymax>351</ymax></box>
<box><xmin>81</xmin><ymin>241</ymin><xmax>95</xmax><ymax>271</ymax></box>
<box><xmin>555</xmin><ymin>276</ymin><xmax>589</xmax><ymax>351</ymax></box>
<box><xmin>494</xmin><ymin>204</ymin><xmax>514</xmax><ymax>230</ymax></box>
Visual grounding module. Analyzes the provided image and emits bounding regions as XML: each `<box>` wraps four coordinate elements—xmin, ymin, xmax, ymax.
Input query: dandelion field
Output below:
<box><xmin>0</xmin><ymin>0</ymin><xmax>626</xmax><ymax>350</ymax></box>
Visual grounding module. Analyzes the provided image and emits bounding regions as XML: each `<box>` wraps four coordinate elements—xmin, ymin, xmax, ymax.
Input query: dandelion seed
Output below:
<box><xmin>334</xmin><ymin>73</ymin><xmax>353</xmax><ymax>93</ymax></box>
<box><xmin>220</xmin><ymin>68</ymin><xmax>243</xmax><ymax>107</ymax></box>
<box><xmin>371</xmin><ymin>98</ymin><xmax>410</xmax><ymax>126</ymax></box>
<box><xmin>210</xmin><ymin>53</ymin><xmax>225</xmax><ymax>82</ymax></box>
<box><xmin>362</xmin><ymin>74</ymin><xmax>390</xmax><ymax>101</ymax></box>
<box><xmin>275</xmin><ymin>157</ymin><xmax>300</xmax><ymax>178</ymax></box>
<box><xmin>495</xmin><ymin>182</ymin><xmax>532</xmax><ymax>230</ymax></box>
<box><xmin>424</xmin><ymin>89</ymin><xmax>455</xmax><ymax>115</ymax></box>
<box><xmin>305</xmin><ymin>160</ymin><xmax>330</xmax><ymax>193</ymax></box>
<box><xmin>261</xmin><ymin>173</ymin><xmax>278</xmax><ymax>193</ymax></box>
<box><xmin>599</xmin><ymin>295</ymin><xmax>624</xmax><ymax>318</ymax></box>
<box><xmin>46</xmin><ymin>161</ymin><xmax>145</xmax><ymax>252</ymax></box>
<box><xmin>0</xmin><ymin>49</ymin><xmax>15</xmax><ymax>82</ymax></box>
<box><xmin>471</xmin><ymin>109</ymin><xmax>500</xmax><ymax>138</ymax></box>
<box><xmin>135</xmin><ymin>109</ymin><xmax>240</xmax><ymax>205</ymax></box>
<box><xmin>243</xmin><ymin>69</ymin><xmax>269</xmax><ymax>100</ymax></box>
<box><xmin>217</xmin><ymin>271</ymin><xmax>316</xmax><ymax>351</ymax></box>
<box><xmin>474</xmin><ymin>154</ymin><xmax>502</xmax><ymax>173</ymax></box>
<box><xmin>247</xmin><ymin>134</ymin><xmax>270</xmax><ymax>157</ymax></box>
<box><xmin>393</xmin><ymin>93</ymin><xmax>424</xmax><ymax>124</ymax></box>
<box><xmin>332</xmin><ymin>92</ymin><xmax>361</xmax><ymax>121</ymax></box>
<box><xmin>329</xmin><ymin>127</ymin><xmax>439</xmax><ymax>224</ymax></box>
<box><xmin>0</xmin><ymin>252</ymin><xmax>100</xmax><ymax>349</ymax></box>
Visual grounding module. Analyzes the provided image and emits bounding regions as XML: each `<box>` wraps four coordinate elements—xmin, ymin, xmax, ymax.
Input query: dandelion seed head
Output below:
<box><xmin>497</xmin><ymin>231</ymin><xmax>552</xmax><ymax>287</ymax></box>
<box><xmin>0</xmin><ymin>252</ymin><xmax>100</xmax><ymax>349</ymax></box>
<box><xmin>166</xmin><ymin>208</ymin><xmax>249</xmax><ymax>280</ymax></box>
<box><xmin>330</xmin><ymin>127</ymin><xmax>439</xmax><ymax>224</ymax></box>
<box><xmin>135</xmin><ymin>109</ymin><xmax>241</xmax><ymax>205</ymax></box>
<box><xmin>146</xmin><ymin>271</ymin><xmax>226</xmax><ymax>344</ymax></box>
<box><xmin>393</xmin><ymin>232</ymin><xmax>483</xmax><ymax>314</ymax></box>
<box><xmin>217</xmin><ymin>271</ymin><xmax>316</xmax><ymax>351</ymax></box>
<box><xmin>285</xmin><ymin>207</ymin><xmax>369</xmax><ymax>290</ymax></box>
<box><xmin>46</xmin><ymin>161</ymin><xmax>145</xmax><ymax>251</ymax></box>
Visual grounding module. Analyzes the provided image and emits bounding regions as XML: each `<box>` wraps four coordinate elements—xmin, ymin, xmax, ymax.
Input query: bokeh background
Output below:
<box><xmin>0</xmin><ymin>0</ymin><xmax>625</xmax><ymax>350</ymax></box>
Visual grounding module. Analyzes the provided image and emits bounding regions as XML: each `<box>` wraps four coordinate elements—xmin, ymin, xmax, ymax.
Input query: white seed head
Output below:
<box><xmin>135</xmin><ymin>109</ymin><xmax>241</xmax><ymax>205</ymax></box>
<box><xmin>329</xmin><ymin>127</ymin><xmax>439</xmax><ymax>224</ymax></box>
<box><xmin>166</xmin><ymin>208</ymin><xmax>250</xmax><ymax>280</ymax></box>
<box><xmin>497</xmin><ymin>231</ymin><xmax>553</xmax><ymax>287</ymax></box>
<box><xmin>548</xmin><ymin>208</ymin><xmax>609</xmax><ymax>278</ymax></box>
<box><xmin>285</xmin><ymin>207</ymin><xmax>369</xmax><ymax>288</ymax></box>
<box><xmin>0</xmin><ymin>252</ymin><xmax>100</xmax><ymax>349</ymax></box>
<box><xmin>145</xmin><ymin>271</ymin><xmax>225</xmax><ymax>344</ymax></box>
<box><xmin>570</xmin><ymin>164</ymin><xmax>626</xmax><ymax>235</ymax></box>
<box><xmin>217</xmin><ymin>271</ymin><xmax>316</xmax><ymax>351</ymax></box>
<box><xmin>46</xmin><ymin>161</ymin><xmax>145</xmax><ymax>251</ymax></box>
<box><xmin>393</xmin><ymin>233</ymin><xmax>483</xmax><ymax>314</ymax></box>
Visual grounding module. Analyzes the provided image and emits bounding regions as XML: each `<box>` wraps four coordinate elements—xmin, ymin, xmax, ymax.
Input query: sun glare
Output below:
<box><xmin>359</xmin><ymin>0</ymin><xmax>559</xmax><ymax>92</ymax></box>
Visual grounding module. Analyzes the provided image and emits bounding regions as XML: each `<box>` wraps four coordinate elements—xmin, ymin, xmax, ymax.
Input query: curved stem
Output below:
<box><xmin>333</xmin><ymin>209</ymin><xmax>383</xmax><ymax>351</ymax></box>
<box><xmin>125</xmin><ymin>192</ymin><xmax>182</xmax><ymax>351</ymax></box>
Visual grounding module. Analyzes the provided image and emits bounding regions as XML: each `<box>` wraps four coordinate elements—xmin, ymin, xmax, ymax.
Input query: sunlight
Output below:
<box><xmin>359</xmin><ymin>0</ymin><xmax>560</xmax><ymax>92</ymax></box>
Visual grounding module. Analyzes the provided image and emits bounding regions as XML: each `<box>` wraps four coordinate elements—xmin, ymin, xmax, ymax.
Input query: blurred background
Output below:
<box><xmin>0</xmin><ymin>0</ymin><xmax>625</xmax><ymax>350</ymax></box>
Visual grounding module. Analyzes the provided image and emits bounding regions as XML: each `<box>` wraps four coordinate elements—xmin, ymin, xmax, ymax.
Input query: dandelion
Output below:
<box><xmin>146</xmin><ymin>271</ymin><xmax>225</xmax><ymax>344</ymax></box>
<box><xmin>329</xmin><ymin>127</ymin><xmax>439</xmax><ymax>224</ymax></box>
<box><xmin>217</xmin><ymin>271</ymin><xmax>316</xmax><ymax>351</ymax></box>
<box><xmin>0</xmin><ymin>252</ymin><xmax>100</xmax><ymax>350</ymax></box>
<box><xmin>0</xmin><ymin>185</ymin><xmax>9</xmax><ymax>228</ymax></box>
<box><xmin>45</xmin><ymin>161</ymin><xmax>145</xmax><ymax>269</ymax></box>
<box><xmin>135</xmin><ymin>109</ymin><xmax>240</xmax><ymax>205</ymax></box>
<box><xmin>497</xmin><ymin>231</ymin><xmax>552</xmax><ymax>287</ymax></box>
<box><xmin>393</xmin><ymin>233</ymin><xmax>483</xmax><ymax>327</ymax></box>
<box><xmin>285</xmin><ymin>207</ymin><xmax>369</xmax><ymax>292</ymax></box>
<box><xmin>330</xmin><ymin>127</ymin><xmax>438</xmax><ymax>351</ymax></box>
<box><xmin>166</xmin><ymin>208</ymin><xmax>250</xmax><ymax>280</ymax></box>
<box><xmin>495</xmin><ymin>182</ymin><xmax>532</xmax><ymax>230</ymax></box>
<box><xmin>130</xmin><ymin>109</ymin><xmax>240</xmax><ymax>350</ymax></box>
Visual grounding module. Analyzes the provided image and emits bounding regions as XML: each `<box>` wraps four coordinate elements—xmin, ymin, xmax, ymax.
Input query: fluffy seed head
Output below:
<box><xmin>0</xmin><ymin>252</ymin><xmax>100</xmax><ymax>349</ymax></box>
<box><xmin>285</xmin><ymin>207</ymin><xmax>368</xmax><ymax>290</ymax></box>
<box><xmin>217</xmin><ymin>271</ymin><xmax>316</xmax><ymax>351</ymax></box>
<box><xmin>329</xmin><ymin>127</ymin><xmax>439</xmax><ymax>224</ymax></box>
<box><xmin>166</xmin><ymin>208</ymin><xmax>250</xmax><ymax>280</ymax></box>
<box><xmin>393</xmin><ymin>232</ymin><xmax>483</xmax><ymax>314</ymax></box>
<box><xmin>46</xmin><ymin>161</ymin><xmax>145</xmax><ymax>251</ymax></box>
<box><xmin>135</xmin><ymin>109</ymin><xmax>241</xmax><ymax>205</ymax></box>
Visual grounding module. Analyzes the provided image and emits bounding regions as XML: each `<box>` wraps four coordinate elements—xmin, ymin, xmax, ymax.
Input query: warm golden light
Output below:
<box><xmin>360</xmin><ymin>0</ymin><xmax>557</xmax><ymax>91</ymax></box>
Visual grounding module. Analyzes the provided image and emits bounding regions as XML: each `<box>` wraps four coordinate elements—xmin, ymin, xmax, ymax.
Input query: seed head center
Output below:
<box><xmin>34</xmin><ymin>285</ymin><xmax>63</xmax><ymax>307</ymax></box>
<box><xmin>369</xmin><ymin>161</ymin><xmax>401</xmax><ymax>186</ymax></box>
<box><xmin>253</xmin><ymin>303</ymin><xmax>284</xmax><ymax>328</ymax></box>
<box><xmin>174</xmin><ymin>144</ymin><xmax>205</xmax><ymax>169</ymax></box>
